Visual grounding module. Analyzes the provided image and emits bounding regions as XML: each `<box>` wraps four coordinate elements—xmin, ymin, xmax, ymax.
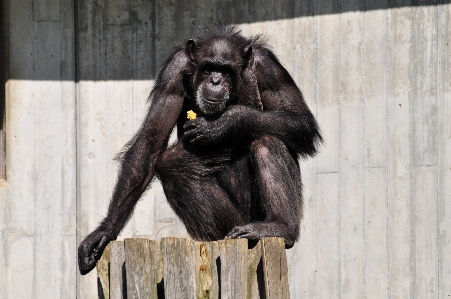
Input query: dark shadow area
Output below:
<box><xmin>248</xmin><ymin>239</ymin><xmax>260</xmax><ymax>250</ymax></box>
<box><xmin>1</xmin><ymin>0</ymin><xmax>6</xmax><ymax>180</ymax></box>
<box><xmin>256</xmin><ymin>257</ymin><xmax>266</xmax><ymax>299</ymax></box>
<box><xmin>157</xmin><ymin>277</ymin><xmax>165</xmax><ymax>299</ymax></box>
<box><xmin>3</xmin><ymin>0</ymin><xmax>450</xmax><ymax>81</ymax></box>
<box><xmin>122</xmin><ymin>262</ymin><xmax>128</xmax><ymax>299</ymax></box>
<box><xmin>216</xmin><ymin>256</ymin><xmax>222</xmax><ymax>299</ymax></box>
<box><xmin>97</xmin><ymin>277</ymin><xmax>106</xmax><ymax>299</ymax></box>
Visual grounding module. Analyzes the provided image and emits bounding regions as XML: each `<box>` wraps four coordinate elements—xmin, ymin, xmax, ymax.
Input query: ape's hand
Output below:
<box><xmin>183</xmin><ymin>106</ymin><xmax>245</xmax><ymax>146</ymax></box>
<box><xmin>78</xmin><ymin>230</ymin><xmax>115</xmax><ymax>275</ymax></box>
<box><xmin>183</xmin><ymin>117</ymin><xmax>229</xmax><ymax>146</ymax></box>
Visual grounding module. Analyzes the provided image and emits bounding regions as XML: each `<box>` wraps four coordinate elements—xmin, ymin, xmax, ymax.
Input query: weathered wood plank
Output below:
<box><xmin>161</xmin><ymin>237</ymin><xmax>197</xmax><ymax>299</ymax></box>
<box><xmin>97</xmin><ymin>243</ymin><xmax>111</xmax><ymax>299</ymax></box>
<box><xmin>247</xmin><ymin>240</ymin><xmax>263</xmax><ymax>299</ymax></box>
<box><xmin>438</xmin><ymin>3</ymin><xmax>451</xmax><ymax>298</ymax></box>
<box><xmin>213</xmin><ymin>239</ymin><xmax>248</xmax><ymax>299</ymax></box>
<box><xmin>388</xmin><ymin>3</ymin><xmax>414</xmax><ymax>298</ymax></box>
<box><xmin>110</xmin><ymin>241</ymin><xmax>125</xmax><ymax>299</ymax></box>
<box><xmin>194</xmin><ymin>241</ymin><xmax>215</xmax><ymax>299</ymax></box>
<box><xmin>125</xmin><ymin>238</ymin><xmax>162</xmax><ymax>299</ymax></box>
<box><xmin>261</xmin><ymin>238</ymin><xmax>290</xmax><ymax>299</ymax></box>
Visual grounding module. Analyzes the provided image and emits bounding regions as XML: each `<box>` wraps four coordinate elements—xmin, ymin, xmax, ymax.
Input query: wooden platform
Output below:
<box><xmin>96</xmin><ymin>237</ymin><xmax>290</xmax><ymax>299</ymax></box>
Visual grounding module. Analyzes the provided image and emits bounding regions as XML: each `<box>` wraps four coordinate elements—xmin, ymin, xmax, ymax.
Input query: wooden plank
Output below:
<box><xmin>125</xmin><ymin>238</ymin><xmax>162</xmax><ymax>299</ymax></box>
<box><xmin>339</xmin><ymin>3</ymin><xmax>365</xmax><ymax>297</ymax></box>
<box><xmin>261</xmin><ymin>238</ymin><xmax>290</xmax><ymax>299</ymax></box>
<box><xmin>97</xmin><ymin>243</ymin><xmax>111</xmax><ymax>299</ymax></box>
<box><xmin>161</xmin><ymin>237</ymin><xmax>197</xmax><ymax>299</ymax></box>
<box><xmin>210</xmin><ymin>241</ymin><xmax>221</xmax><ymax>299</ymax></box>
<box><xmin>438</xmin><ymin>3</ymin><xmax>451</xmax><ymax>298</ymax></box>
<box><xmin>194</xmin><ymin>241</ymin><xmax>215</xmax><ymax>299</ymax></box>
<box><xmin>317</xmin><ymin>173</ymin><xmax>340</xmax><ymax>298</ymax></box>
<box><xmin>387</xmin><ymin>3</ymin><xmax>414</xmax><ymax>298</ymax></box>
<box><xmin>364</xmin><ymin>168</ymin><xmax>389</xmax><ymax>298</ymax></box>
<box><xmin>110</xmin><ymin>241</ymin><xmax>125</xmax><ymax>299</ymax></box>
<box><xmin>412</xmin><ymin>2</ymin><xmax>438</xmax><ymax>167</ymax></box>
<box><xmin>214</xmin><ymin>239</ymin><xmax>248</xmax><ymax>299</ymax></box>
<box><xmin>413</xmin><ymin>166</ymin><xmax>438</xmax><ymax>298</ymax></box>
<box><xmin>247</xmin><ymin>240</ymin><xmax>263</xmax><ymax>299</ymax></box>
<box><xmin>316</xmin><ymin>0</ymin><xmax>340</xmax><ymax>173</ymax></box>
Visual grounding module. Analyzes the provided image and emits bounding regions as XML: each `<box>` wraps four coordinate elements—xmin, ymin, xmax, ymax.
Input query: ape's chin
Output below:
<box><xmin>196</xmin><ymin>90</ymin><xmax>229</xmax><ymax>115</ymax></box>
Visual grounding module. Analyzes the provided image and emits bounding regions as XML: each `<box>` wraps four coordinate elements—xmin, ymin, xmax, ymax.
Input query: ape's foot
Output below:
<box><xmin>225</xmin><ymin>222</ymin><xmax>295</xmax><ymax>248</ymax></box>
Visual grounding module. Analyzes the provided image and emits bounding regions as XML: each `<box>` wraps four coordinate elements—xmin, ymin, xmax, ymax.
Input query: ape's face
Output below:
<box><xmin>195</xmin><ymin>63</ymin><xmax>234</xmax><ymax>114</ymax></box>
<box><xmin>187</xmin><ymin>38</ymin><xmax>246</xmax><ymax>115</ymax></box>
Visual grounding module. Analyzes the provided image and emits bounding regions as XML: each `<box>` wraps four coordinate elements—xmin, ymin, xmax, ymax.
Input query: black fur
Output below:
<box><xmin>78</xmin><ymin>24</ymin><xmax>322</xmax><ymax>275</ymax></box>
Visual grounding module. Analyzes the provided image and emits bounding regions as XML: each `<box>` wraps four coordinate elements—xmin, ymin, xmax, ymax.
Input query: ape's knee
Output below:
<box><xmin>250</xmin><ymin>135</ymin><xmax>286</xmax><ymax>159</ymax></box>
<box><xmin>155</xmin><ymin>146</ymin><xmax>182</xmax><ymax>177</ymax></box>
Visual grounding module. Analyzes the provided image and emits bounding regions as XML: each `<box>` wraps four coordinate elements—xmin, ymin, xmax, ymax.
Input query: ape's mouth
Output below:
<box><xmin>203</xmin><ymin>98</ymin><xmax>225</xmax><ymax>105</ymax></box>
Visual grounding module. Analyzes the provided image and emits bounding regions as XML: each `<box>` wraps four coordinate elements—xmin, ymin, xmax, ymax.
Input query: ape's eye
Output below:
<box><xmin>202</xmin><ymin>66</ymin><xmax>214</xmax><ymax>74</ymax></box>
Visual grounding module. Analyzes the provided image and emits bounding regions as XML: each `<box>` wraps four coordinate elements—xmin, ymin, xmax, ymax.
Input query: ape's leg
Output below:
<box><xmin>226</xmin><ymin>135</ymin><xmax>302</xmax><ymax>247</ymax></box>
<box><xmin>156</xmin><ymin>141</ymin><xmax>246</xmax><ymax>241</ymax></box>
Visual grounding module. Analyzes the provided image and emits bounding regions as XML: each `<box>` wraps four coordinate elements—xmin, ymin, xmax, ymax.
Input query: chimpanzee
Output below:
<box><xmin>78</xmin><ymin>23</ymin><xmax>322</xmax><ymax>275</ymax></box>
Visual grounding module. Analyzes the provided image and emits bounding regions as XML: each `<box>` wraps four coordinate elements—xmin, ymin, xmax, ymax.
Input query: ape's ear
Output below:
<box><xmin>243</xmin><ymin>45</ymin><xmax>255</xmax><ymax>69</ymax></box>
<box><xmin>186</xmin><ymin>39</ymin><xmax>198</xmax><ymax>62</ymax></box>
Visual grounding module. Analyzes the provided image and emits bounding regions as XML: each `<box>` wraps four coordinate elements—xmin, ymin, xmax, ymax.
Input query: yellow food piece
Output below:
<box><xmin>187</xmin><ymin>110</ymin><xmax>197</xmax><ymax>120</ymax></box>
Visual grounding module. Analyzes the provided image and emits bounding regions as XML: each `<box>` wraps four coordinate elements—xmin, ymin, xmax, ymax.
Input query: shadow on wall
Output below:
<box><xmin>4</xmin><ymin>0</ymin><xmax>449</xmax><ymax>81</ymax></box>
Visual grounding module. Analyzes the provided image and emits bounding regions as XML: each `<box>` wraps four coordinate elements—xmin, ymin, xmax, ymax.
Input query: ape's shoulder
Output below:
<box><xmin>252</xmin><ymin>47</ymin><xmax>294</xmax><ymax>90</ymax></box>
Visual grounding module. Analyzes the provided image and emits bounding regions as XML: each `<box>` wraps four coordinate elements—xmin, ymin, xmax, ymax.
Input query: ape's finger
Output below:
<box><xmin>225</xmin><ymin>227</ymin><xmax>245</xmax><ymax>239</ymax></box>
<box><xmin>183</xmin><ymin>122</ymin><xmax>197</xmax><ymax>130</ymax></box>
<box><xmin>93</xmin><ymin>235</ymin><xmax>111</xmax><ymax>261</ymax></box>
<box><xmin>184</xmin><ymin>128</ymin><xmax>199</xmax><ymax>139</ymax></box>
<box><xmin>190</xmin><ymin>135</ymin><xmax>207</xmax><ymax>145</ymax></box>
<box><xmin>79</xmin><ymin>255</ymin><xmax>97</xmax><ymax>275</ymax></box>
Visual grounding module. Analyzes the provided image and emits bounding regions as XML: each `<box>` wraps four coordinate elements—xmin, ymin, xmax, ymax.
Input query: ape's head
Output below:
<box><xmin>186</xmin><ymin>36</ymin><xmax>255</xmax><ymax>115</ymax></box>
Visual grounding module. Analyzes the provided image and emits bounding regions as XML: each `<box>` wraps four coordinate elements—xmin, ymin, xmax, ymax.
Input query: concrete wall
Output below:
<box><xmin>1</xmin><ymin>0</ymin><xmax>450</xmax><ymax>298</ymax></box>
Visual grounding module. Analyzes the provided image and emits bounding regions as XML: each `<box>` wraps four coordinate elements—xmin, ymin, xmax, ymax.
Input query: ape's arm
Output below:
<box><xmin>185</xmin><ymin>47</ymin><xmax>322</xmax><ymax>158</ymax></box>
<box><xmin>78</xmin><ymin>51</ymin><xmax>187</xmax><ymax>275</ymax></box>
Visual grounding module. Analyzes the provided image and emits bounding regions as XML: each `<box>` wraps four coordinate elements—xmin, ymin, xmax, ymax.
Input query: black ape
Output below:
<box><xmin>78</xmin><ymin>24</ymin><xmax>322</xmax><ymax>275</ymax></box>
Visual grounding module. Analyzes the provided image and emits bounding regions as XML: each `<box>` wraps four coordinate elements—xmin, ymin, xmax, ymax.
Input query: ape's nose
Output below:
<box><xmin>210</xmin><ymin>74</ymin><xmax>222</xmax><ymax>85</ymax></box>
